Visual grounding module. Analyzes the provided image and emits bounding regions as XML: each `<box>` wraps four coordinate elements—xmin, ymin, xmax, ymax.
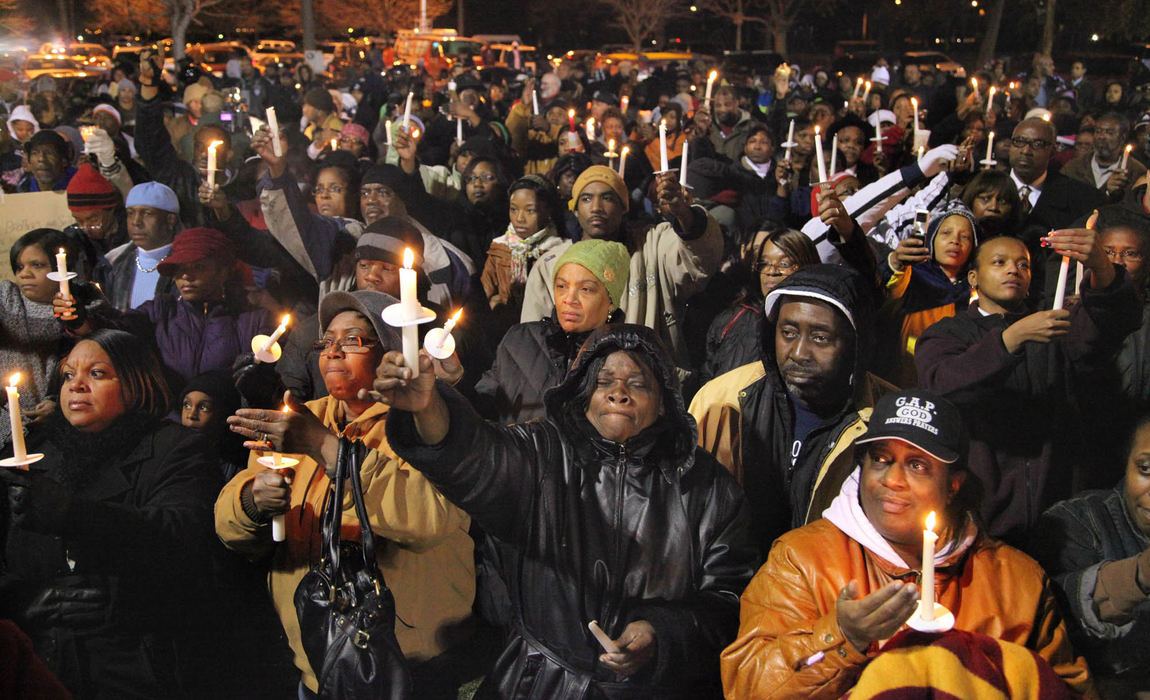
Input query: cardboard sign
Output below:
<box><xmin>0</xmin><ymin>191</ymin><xmax>75</xmax><ymax>282</ymax></box>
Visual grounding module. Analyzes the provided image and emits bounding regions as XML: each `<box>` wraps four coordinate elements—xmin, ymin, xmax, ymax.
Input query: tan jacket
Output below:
<box><xmin>721</xmin><ymin>519</ymin><xmax>1095</xmax><ymax>699</ymax></box>
<box><xmin>519</xmin><ymin>211</ymin><xmax>723</xmax><ymax>368</ymax></box>
<box><xmin>1060</xmin><ymin>152</ymin><xmax>1147</xmax><ymax>194</ymax></box>
<box><xmin>214</xmin><ymin>397</ymin><xmax>474</xmax><ymax>692</ymax></box>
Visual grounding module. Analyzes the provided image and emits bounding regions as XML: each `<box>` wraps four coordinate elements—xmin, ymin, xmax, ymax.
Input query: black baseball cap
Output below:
<box><xmin>856</xmin><ymin>390</ymin><xmax>967</xmax><ymax>464</ymax></box>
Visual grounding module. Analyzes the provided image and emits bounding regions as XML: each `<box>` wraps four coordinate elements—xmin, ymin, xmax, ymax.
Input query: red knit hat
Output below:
<box><xmin>66</xmin><ymin>162</ymin><xmax>120</xmax><ymax>211</ymax></box>
<box><xmin>157</xmin><ymin>227</ymin><xmax>236</xmax><ymax>276</ymax></box>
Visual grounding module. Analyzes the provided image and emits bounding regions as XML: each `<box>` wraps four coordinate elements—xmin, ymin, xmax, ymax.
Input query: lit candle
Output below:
<box><xmin>532</xmin><ymin>89</ymin><xmax>539</xmax><ymax>115</ymax></box>
<box><xmin>206</xmin><ymin>139</ymin><xmax>223</xmax><ymax>189</ymax></box>
<box><xmin>425</xmin><ymin>308</ymin><xmax>462</xmax><ymax>358</ymax></box>
<box><xmin>971</xmin><ymin>77</ymin><xmax>978</xmax><ymax>93</ymax></box>
<box><xmin>704</xmin><ymin>70</ymin><xmax>718</xmax><ymax>103</ymax></box>
<box><xmin>679</xmin><ymin>139</ymin><xmax>689</xmax><ymax>187</ymax></box>
<box><xmin>814</xmin><ymin>125</ymin><xmax>827</xmax><ymax>183</ymax></box>
<box><xmin>829</xmin><ymin>133</ymin><xmax>838</xmax><ymax>175</ymax></box>
<box><xmin>258</xmin><ymin>314</ymin><xmax>291</xmax><ymax>358</ymax></box>
<box><xmin>330</xmin><ymin>137</ymin><xmax>338</xmax><ymax>151</ymax></box>
<box><xmin>618</xmin><ymin>145</ymin><xmax>629</xmax><ymax>177</ymax></box>
<box><xmin>659</xmin><ymin>119</ymin><xmax>669</xmax><ymax>171</ymax></box>
<box><xmin>456</xmin><ymin>116</ymin><xmax>463</xmax><ymax>145</ymax></box>
<box><xmin>411</xmin><ymin>127</ymin><xmax>420</xmax><ymax>141</ymax></box>
<box><xmin>607</xmin><ymin>138</ymin><xmax>616</xmax><ymax>156</ymax></box>
<box><xmin>385</xmin><ymin>119</ymin><xmax>393</xmax><ymax>146</ymax></box>
<box><xmin>620</xmin><ymin>95</ymin><xmax>629</xmax><ymax>113</ymax></box>
<box><xmin>853</xmin><ymin>76</ymin><xmax>863</xmax><ymax>99</ymax></box>
<box><xmin>784</xmin><ymin>119</ymin><xmax>795</xmax><ymax>161</ymax></box>
<box><xmin>921</xmin><ymin>511</ymin><xmax>938</xmax><ymax>621</ymax></box>
<box><xmin>399</xmin><ymin>248</ymin><xmax>420</xmax><ymax>378</ymax></box>
<box><xmin>985</xmin><ymin>131</ymin><xmax>995</xmax><ymax>164</ymax></box>
<box><xmin>986</xmin><ymin>86</ymin><xmax>996</xmax><ymax>116</ymax></box>
<box><xmin>402</xmin><ymin>91</ymin><xmax>413</xmax><ymax>130</ymax></box>
<box><xmin>585</xmin><ymin>117</ymin><xmax>595</xmax><ymax>143</ymax></box>
<box><xmin>1053</xmin><ymin>255</ymin><xmax>1070</xmax><ymax>311</ymax></box>
<box><xmin>862</xmin><ymin>80</ymin><xmax>872</xmax><ymax>106</ymax></box>
<box><xmin>912</xmin><ymin>97</ymin><xmax>919</xmax><ymax>141</ymax></box>
<box><xmin>6</xmin><ymin>374</ymin><xmax>26</xmax><ymax>462</ymax></box>
<box><xmin>266</xmin><ymin>106</ymin><xmax>282</xmax><ymax>156</ymax></box>
<box><xmin>55</xmin><ymin>248</ymin><xmax>71</xmax><ymax>301</ymax></box>
<box><xmin>1121</xmin><ymin>144</ymin><xmax>1133</xmax><ymax>171</ymax></box>
<box><xmin>567</xmin><ymin>108</ymin><xmax>576</xmax><ymax>132</ymax></box>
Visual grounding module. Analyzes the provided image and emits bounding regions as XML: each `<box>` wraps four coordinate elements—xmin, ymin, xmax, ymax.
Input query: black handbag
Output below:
<box><xmin>294</xmin><ymin>437</ymin><xmax>412</xmax><ymax>699</ymax></box>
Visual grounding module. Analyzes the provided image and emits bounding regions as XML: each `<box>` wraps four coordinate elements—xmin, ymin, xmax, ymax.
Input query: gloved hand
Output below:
<box><xmin>918</xmin><ymin>144</ymin><xmax>960</xmax><ymax>178</ymax></box>
<box><xmin>232</xmin><ymin>353</ymin><xmax>285</xmax><ymax>409</ymax></box>
<box><xmin>23</xmin><ymin>585</ymin><xmax>109</xmax><ymax>632</ymax></box>
<box><xmin>84</xmin><ymin>127</ymin><xmax>117</xmax><ymax>168</ymax></box>
<box><xmin>0</xmin><ymin>470</ymin><xmax>74</xmax><ymax>534</ymax></box>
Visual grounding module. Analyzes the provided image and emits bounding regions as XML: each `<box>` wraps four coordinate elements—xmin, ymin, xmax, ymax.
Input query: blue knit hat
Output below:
<box><xmin>126</xmin><ymin>181</ymin><xmax>180</xmax><ymax>214</ymax></box>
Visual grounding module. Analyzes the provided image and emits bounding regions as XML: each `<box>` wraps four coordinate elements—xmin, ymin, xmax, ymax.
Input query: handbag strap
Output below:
<box><xmin>321</xmin><ymin>437</ymin><xmax>350</xmax><ymax>576</ymax></box>
<box><xmin>343</xmin><ymin>439</ymin><xmax>379</xmax><ymax>570</ymax></box>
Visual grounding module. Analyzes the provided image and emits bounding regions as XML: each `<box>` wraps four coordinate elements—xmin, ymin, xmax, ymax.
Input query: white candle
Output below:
<box><xmin>875</xmin><ymin>118</ymin><xmax>883</xmax><ymax>153</ymax></box>
<box><xmin>1121</xmin><ymin>144</ymin><xmax>1132</xmax><ymax>171</ymax></box>
<box><xmin>55</xmin><ymin>248</ymin><xmax>71</xmax><ymax>301</ymax></box>
<box><xmin>259</xmin><ymin>314</ymin><xmax>291</xmax><ymax>356</ymax></box>
<box><xmin>206</xmin><ymin>140</ymin><xmax>222</xmax><ymax>189</ymax></box>
<box><xmin>266</xmin><ymin>106</ymin><xmax>282</xmax><ymax>157</ymax></box>
<box><xmin>679</xmin><ymin>139</ymin><xmax>689</xmax><ymax>187</ymax></box>
<box><xmin>532</xmin><ymin>89</ymin><xmax>539</xmax><ymax>115</ymax></box>
<box><xmin>922</xmin><ymin>511</ymin><xmax>938</xmax><ymax>621</ymax></box>
<box><xmin>399</xmin><ymin>248</ymin><xmax>420</xmax><ymax>379</ymax></box>
<box><xmin>402</xmin><ymin>91</ymin><xmax>413</xmax><ymax>130</ymax></box>
<box><xmin>912</xmin><ymin>97</ymin><xmax>919</xmax><ymax>141</ymax></box>
<box><xmin>330</xmin><ymin>137</ymin><xmax>338</xmax><ymax>152</ymax></box>
<box><xmin>862</xmin><ymin>80</ymin><xmax>872</xmax><ymax>106</ymax></box>
<box><xmin>6</xmin><ymin>374</ymin><xmax>26</xmax><ymax>462</ymax></box>
<box><xmin>385</xmin><ymin>119</ymin><xmax>393</xmax><ymax>146</ymax></box>
<box><xmin>1075</xmin><ymin>261</ymin><xmax>1084</xmax><ymax>293</ymax></box>
<box><xmin>1053</xmin><ymin>255</ymin><xmax>1070</xmax><ymax>310</ymax></box>
<box><xmin>784</xmin><ymin>119</ymin><xmax>795</xmax><ymax>161</ymax></box>
<box><xmin>618</xmin><ymin>146</ymin><xmax>629</xmax><ymax>177</ymax></box>
<box><xmin>456</xmin><ymin>117</ymin><xmax>463</xmax><ymax>145</ymax></box>
<box><xmin>585</xmin><ymin>117</ymin><xmax>595</xmax><ymax>143</ymax></box>
<box><xmin>853</xmin><ymin>76</ymin><xmax>863</xmax><ymax>99</ymax></box>
<box><xmin>985</xmin><ymin>131</ymin><xmax>995</xmax><ymax>163</ymax></box>
<box><xmin>829</xmin><ymin>134</ymin><xmax>838</xmax><ymax>175</ymax></box>
<box><xmin>986</xmin><ymin>86</ymin><xmax>996</xmax><ymax>116</ymax></box>
<box><xmin>814</xmin><ymin>125</ymin><xmax>827</xmax><ymax>183</ymax></box>
<box><xmin>659</xmin><ymin>119</ymin><xmax>669</xmax><ymax>171</ymax></box>
<box><xmin>704</xmin><ymin>70</ymin><xmax>718</xmax><ymax>103</ymax></box>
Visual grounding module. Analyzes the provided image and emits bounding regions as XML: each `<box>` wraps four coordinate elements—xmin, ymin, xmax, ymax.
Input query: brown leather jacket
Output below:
<box><xmin>720</xmin><ymin>519</ymin><xmax>1095</xmax><ymax>699</ymax></box>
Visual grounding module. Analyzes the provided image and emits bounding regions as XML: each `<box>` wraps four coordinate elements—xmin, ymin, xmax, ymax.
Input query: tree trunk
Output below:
<box><xmin>56</xmin><ymin>0</ymin><xmax>71</xmax><ymax>40</ymax></box>
<box><xmin>457</xmin><ymin>0</ymin><xmax>465</xmax><ymax>34</ymax></box>
<box><xmin>300</xmin><ymin>0</ymin><xmax>316</xmax><ymax>51</ymax></box>
<box><xmin>1040</xmin><ymin>0</ymin><xmax>1055</xmax><ymax>55</ymax></box>
<box><xmin>171</xmin><ymin>11</ymin><xmax>190</xmax><ymax>60</ymax></box>
<box><xmin>976</xmin><ymin>0</ymin><xmax>1005</xmax><ymax>70</ymax></box>
<box><xmin>735</xmin><ymin>19</ymin><xmax>743</xmax><ymax>50</ymax></box>
<box><xmin>772</xmin><ymin>24</ymin><xmax>787</xmax><ymax>56</ymax></box>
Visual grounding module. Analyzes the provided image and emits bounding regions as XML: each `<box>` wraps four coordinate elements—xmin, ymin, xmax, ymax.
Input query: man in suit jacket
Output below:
<box><xmin>1007</xmin><ymin>117</ymin><xmax>1107</xmax><ymax>302</ymax></box>
<box><xmin>1067</xmin><ymin>60</ymin><xmax>1097</xmax><ymax>109</ymax></box>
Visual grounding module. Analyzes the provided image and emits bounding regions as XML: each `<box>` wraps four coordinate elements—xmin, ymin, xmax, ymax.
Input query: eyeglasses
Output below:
<box><xmin>759</xmin><ymin>259</ymin><xmax>797</xmax><ymax>275</ymax></box>
<box><xmin>1010</xmin><ymin>137</ymin><xmax>1052</xmax><ymax>151</ymax></box>
<box><xmin>313</xmin><ymin>184</ymin><xmax>346</xmax><ymax>196</ymax></box>
<box><xmin>311</xmin><ymin>335</ymin><xmax>378</xmax><ymax>355</ymax></box>
<box><xmin>1104</xmin><ymin>248</ymin><xmax>1144</xmax><ymax>262</ymax></box>
<box><xmin>467</xmin><ymin>174</ymin><xmax>498</xmax><ymax>185</ymax></box>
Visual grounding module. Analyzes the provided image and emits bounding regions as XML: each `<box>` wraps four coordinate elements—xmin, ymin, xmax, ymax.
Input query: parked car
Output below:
<box><xmin>22</xmin><ymin>55</ymin><xmax>97</xmax><ymax>81</ymax></box>
<box><xmin>900</xmin><ymin>51</ymin><xmax>965</xmax><ymax>77</ymax></box>
<box><xmin>186</xmin><ymin>41</ymin><xmax>254</xmax><ymax>76</ymax></box>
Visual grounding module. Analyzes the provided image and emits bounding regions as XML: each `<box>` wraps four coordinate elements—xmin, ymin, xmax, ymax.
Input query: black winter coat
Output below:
<box><xmin>389</xmin><ymin>325</ymin><xmax>759</xmax><ymax>699</ymax></box>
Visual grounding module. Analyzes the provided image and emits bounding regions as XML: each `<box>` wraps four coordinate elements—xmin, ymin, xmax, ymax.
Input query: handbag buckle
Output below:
<box><xmin>353</xmin><ymin>629</ymin><xmax>371</xmax><ymax>649</ymax></box>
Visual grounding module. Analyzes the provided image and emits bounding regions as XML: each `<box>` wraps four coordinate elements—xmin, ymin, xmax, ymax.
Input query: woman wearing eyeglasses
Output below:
<box><xmin>215</xmin><ymin>290</ymin><xmax>475</xmax><ymax>699</ymax></box>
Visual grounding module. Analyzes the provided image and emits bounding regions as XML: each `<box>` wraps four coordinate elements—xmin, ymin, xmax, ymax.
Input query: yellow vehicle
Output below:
<box><xmin>393</xmin><ymin>29</ymin><xmax>484</xmax><ymax>74</ymax></box>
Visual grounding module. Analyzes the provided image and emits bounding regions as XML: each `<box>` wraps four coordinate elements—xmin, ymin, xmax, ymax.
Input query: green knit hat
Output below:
<box><xmin>552</xmin><ymin>239</ymin><xmax>631</xmax><ymax>307</ymax></box>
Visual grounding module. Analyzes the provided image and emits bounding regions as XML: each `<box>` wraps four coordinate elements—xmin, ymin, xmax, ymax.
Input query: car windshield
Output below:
<box><xmin>442</xmin><ymin>40</ymin><xmax>483</xmax><ymax>57</ymax></box>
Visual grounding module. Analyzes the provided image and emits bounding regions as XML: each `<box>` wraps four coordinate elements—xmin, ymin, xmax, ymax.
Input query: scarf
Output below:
<box><xmin>502</xmin><ymin>225</ymin><xmax>561</xmax><ymax>284</ymax></box>
<box><xmin>41</xmin><ymin>409</ymin><xmax>158</xmax><ymax>491</ymax></box>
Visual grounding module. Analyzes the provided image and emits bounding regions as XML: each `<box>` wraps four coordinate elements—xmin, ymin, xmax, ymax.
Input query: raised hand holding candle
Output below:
<box><xmin>1121</xmin><ymin>144</ymin><xmax>1132</xmax><ymax>171</ymax></box>
<box><xmin>6</xmin><ymin>374</ymin><xmax>26</xmax><ymax>462</ymax></box>
<box><xmin>829</xmin><ymin>134</ymin><xmax>838</xmax><ymax>175</ymax></box>
<box><xmin>704</xmin><ymin>70</ymin><xmax>718</xmax><ymax>103</ymax></box>
<box><xmin>402</xmin><ymin>91</ymin><xmax>413</xmax><ymax>130</ymax></box>
<box><xmin>986</xmin><ymin>86</ymin><xmax>996</xmax><ymax>116</ymax></box>
<box><xmin>253</xmin><ymin>405</ymin><xmax>300</xmax><ymax>542</ymax></box>
<box><xmin>618</xmin><ymin>145</ymin><xmax>629</xmax><ymax>177</ymax></box>
<box><xmin>659</xmin><ymin>119</ymin><xmax>669</xmax><ymax>171</ymax></box>
<box><xmin>814</xmin><ymin>125</ymin><xmax>827</xmax><ymax>183</ymax></box>
<box><xmin>921</xmin><ymin>511</ymin><xmax>938</xmax><ymax>621</ymax></box>
<box><xmin>266</xmin><ymin>106</ymin><xmax>282</xmax><ymax>156</ymax></box>
<box><xmin>206</xmin><ymin>140</ymin><xmax>223</xmax><ymax>189</ymax></box>
<box><xmin>55</xmin><ymin>248</ymin><xmax>71</xmax><ymax>301</ymax></box>
<box><xmin>679</xmin><ymin>139</ymin><xmax>689</xmax><ymax>187</ymax></box>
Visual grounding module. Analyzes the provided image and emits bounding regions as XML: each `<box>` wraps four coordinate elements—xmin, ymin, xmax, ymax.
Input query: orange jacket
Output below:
<box><xmin>720</xmin><ymin>519</ymin><xmax>1094</xmax><ymax>699</ymax></box>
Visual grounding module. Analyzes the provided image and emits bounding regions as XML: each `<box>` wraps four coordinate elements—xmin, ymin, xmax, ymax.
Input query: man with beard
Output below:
<box><xmin>695</xmin><ymin>86</ymin><xmax>757</xmax><ymax>162</ymax></box>
<box><xmin>1061</xmin><ymin>112</ymin><xmax>1147</xmax><ymax>201</ymax></box>
<box><xmin>16</xmin><ymin>130</ymin><xmax>74</xmax><ymax>193</ymax></box>
<box><xmin>690</xmin><ymin>264</ymin><xmax>890</xmax><ymax>553</ymax></box>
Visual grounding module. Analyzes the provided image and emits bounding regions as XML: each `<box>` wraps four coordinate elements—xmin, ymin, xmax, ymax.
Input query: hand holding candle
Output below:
<box><xmin>255</xmin><ymin>405</ymin><xmax>299</xmax><ymax>543</ymax></box>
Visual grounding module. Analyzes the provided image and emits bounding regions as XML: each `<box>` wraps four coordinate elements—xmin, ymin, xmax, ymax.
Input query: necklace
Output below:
<box><xmin>135</xmin><ymin>251</ymin><xmax>167</xmax><ymax>274</ymax></box>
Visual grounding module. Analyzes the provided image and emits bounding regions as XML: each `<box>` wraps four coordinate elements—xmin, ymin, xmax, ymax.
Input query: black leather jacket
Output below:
<box><xmin>389</xmin><ymin>324</ymin><xmax>759</xmax><ymax>699</ymax></box>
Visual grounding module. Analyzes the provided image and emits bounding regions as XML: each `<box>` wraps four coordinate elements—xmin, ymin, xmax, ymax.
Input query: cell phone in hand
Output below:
<box><xmin>913</xmin><ymin>209</ymin><xmax>930</xmax><ymax>241</ymax></box>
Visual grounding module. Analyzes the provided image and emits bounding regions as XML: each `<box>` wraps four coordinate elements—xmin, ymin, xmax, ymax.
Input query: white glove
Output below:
<box><xmin>918</xmin><ymin>144</ymin><xmax>960</xmax><ymax>178</ymax></box>
<box><xmin>84</xmin><ymin>128</ymin><xmax>117</xmax><ymax>168</ymax></box>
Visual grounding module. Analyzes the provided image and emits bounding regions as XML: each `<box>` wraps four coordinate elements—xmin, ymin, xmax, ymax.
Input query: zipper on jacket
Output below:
<box><xmin>605</xmin><ymin>442</ymin><xmax>628</xmax><ymax>626</ymax></box>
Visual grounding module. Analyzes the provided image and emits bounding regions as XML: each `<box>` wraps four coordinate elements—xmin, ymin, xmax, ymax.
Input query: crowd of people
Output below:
<box><xmin>1</xmin><ymin>39</ymin><xmax>1150</xmax><ymax>698</ymax></box>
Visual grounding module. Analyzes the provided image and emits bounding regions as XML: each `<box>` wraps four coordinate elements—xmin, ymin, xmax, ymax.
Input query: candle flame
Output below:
<box><xmin>814</xmin><ymin>125</ymin><xmax>820</xmax><ymax>136</ymax></box>
<box><xmin>280</xmin><ymin>314</ymin><xmax>291</xmax><ymax>327</ymax></box>
<box><xmin>450</xmin><ymin>308</ymin><xmax>463</xmax><ymax>323</ymax></box>
<box><xmin>709</xmin><ymin>69</ymin><xmax>718</xmax><ymax>80</ymax></box>
<box><xmin>1086</xmin><ymin>209</ymin><xmax>1099</xmax><ymax>230</ymax></box>
<box><xmin>208</xmin><ymin>139</ymin><xmax>223</xmax><ymax>153</ymax></box>
<box><xmin>58</xmin><ymin>248</ymin><xmax>65</xmax><ymax>254</ymax></box>
<box><xmin>568</xmin><ymin>108</ymin><xmax>575</xmax><ymax>119</ymax></box>
<box><xmin>608</xmin><ymin>138</ymin><xmax>615</xmax><ymax>152</ymax></box>
<box><xmin>912</xmin><ymin>96</ymin><xmax>918</xmax><ymax>107</ymax></box>
<box><xmin>620</xmin><ymin>145</ymin><xmax>629</xmax><ymax>156</ymax></box>
<box><xmin>331</xmin><ymin>138</ymin><xmax>338</xmax><ymax>150</ymax></box>
<box><xmin>857</xmin><ymin>77</ymin><xmax>863</xmax><ymax>85</ymax></box>
<box><xmin>971</xmin><ymin>77</ymin><xmax>978</xmax><ymax>90</ymax></box>
<box><xmin>1125</xmin><ymin>144</ymin><xmax>1133</xmax><ymax>153</ymax></box>
<box><xmin>412</xmin><ymin>128</ymin><xmax>421</xmax><ymax>139</ymax></box>
<box><xmin>865</xmin><ymin>80</ymin><xmax>871</xmax><ymax>90</ymax></box>
<box><xmin>403</xmin><ymin>248</ymin><xmax>414</xmax><ymax>269</ymax></box>
<box><xmin>8</xmin><ymin>373</ymin><xmax>19</xmax><ymax>387</ymax></box>
<box><xmin>282</xmin><ymin>405</ymin><xmax>292</xmax><ymax>413</ymax></box>
<box><xmin>659</xmin><ymin>118</ymin><xmax>666</xmax><ymax>128</ymax></box>
<box><xmin>925</xmin><ymin>511</ymin><xmax>937</xmax><ymax>532</ymax></box>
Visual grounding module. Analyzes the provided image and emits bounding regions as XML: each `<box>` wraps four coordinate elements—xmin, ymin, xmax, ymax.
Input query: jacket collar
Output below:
<box><xmin>316</xmin><ymin>396</ymin><xmax>388</xmax><ymax>441</ymax></box>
